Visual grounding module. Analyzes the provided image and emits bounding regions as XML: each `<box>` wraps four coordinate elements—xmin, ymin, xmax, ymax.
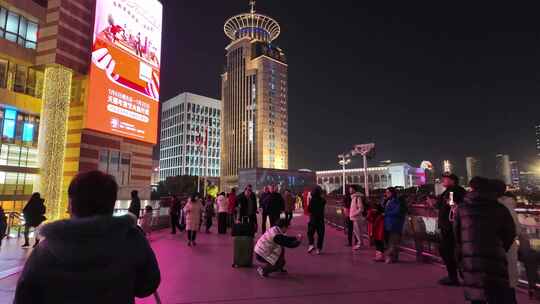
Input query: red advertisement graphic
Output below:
<box><xmin>86</xmin><ymin>0</ymin><xmax>162</xmax><ymax>144</ymax></box>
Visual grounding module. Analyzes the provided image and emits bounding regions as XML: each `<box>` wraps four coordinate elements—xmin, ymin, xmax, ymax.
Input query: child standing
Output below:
<box><xmin>141</xmin><ymin>205</ymin><xmax>154</xmax><ymax>238</ymax></box>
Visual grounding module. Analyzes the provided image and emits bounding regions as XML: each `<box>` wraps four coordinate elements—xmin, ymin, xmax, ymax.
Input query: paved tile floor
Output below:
<box><xmin>0</xmin><ymin>214</ymin><xmax>535</xmax><ymax>304</ymax></box>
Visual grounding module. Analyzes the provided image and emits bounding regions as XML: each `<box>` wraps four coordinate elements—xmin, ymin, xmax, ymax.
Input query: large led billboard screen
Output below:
<box><xmin>87</xmin><ymin>0</ymin><xmax>162</xmax><ymax>144</ymax></box>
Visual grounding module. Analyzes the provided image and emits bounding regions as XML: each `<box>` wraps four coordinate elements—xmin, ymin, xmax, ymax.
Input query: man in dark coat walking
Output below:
<box><xmin>266</xmin><ymin>185</ymin><xmax>285</xmax><ymax>228</ymax></box>
<box><xmin>454</xmin><ymin>177</ymin><xmax>516</xmax><ymax>304</ymax></box>
<box><xmin>237</xmin><ymin>185</ymin><xmax>258</xmax><ymax>234</ymax></box>
<box><xmin>14</xmin><ymin>171</ymin><xmax>160</xmax><ymax>304</ymax></box>
<box><xmin>259</xmin><ymin>186</ymin><xmax>271</xmax><ymax>233</ymax></box>
<box><xmin>436</xmin><ymin>173</ymin><xmax>466</xmax><ymax>286</ymax></box>
<box><xmin>128</xmin><ymin>190</ymin><xmax>141</xmax><ymax>219</ymax></box>
<box><xmin>22</xmin><ymin>193</ymin><xmax>46</xmax><ymax>248</ymax></box>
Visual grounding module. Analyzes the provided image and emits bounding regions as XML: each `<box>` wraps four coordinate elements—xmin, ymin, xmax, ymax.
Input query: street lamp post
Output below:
<box><xmin>338</xmin><ymin>154</ymin><xmax>351</xmax><ymax>196</ymax></box>
<box><xmin>353</xmin><ymin>143</ymin><xmax>375</xmax><ymax>198</ymax></box>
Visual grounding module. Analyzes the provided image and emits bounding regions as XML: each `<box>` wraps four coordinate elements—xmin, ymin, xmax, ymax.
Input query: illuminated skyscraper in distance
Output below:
<box><xmin>465</xmin><ymin>157</ymin><xmax>481</xmax><ymax>183</ymax></box>
<box><xmin>443</xmin><ymin>160</ymin><xmax>453</xmax><ymax>173</ymax></box>
<box><xmin>221</xmin><ymin>1</ymin><xmax>288</xmax><ymax>190</ymax></box>
<box><xmin>536</xmin><ymin>125</ymin><xmax>540</xmax><ymax>156</ymax></box>
<box><xmin>495</xmin><ymin>154</ymin><xmax>512</xmax><ymax>185</ymax></box>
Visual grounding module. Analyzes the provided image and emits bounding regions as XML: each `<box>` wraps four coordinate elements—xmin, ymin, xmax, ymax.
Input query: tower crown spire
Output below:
<box><xmin>224</xmin><ymin>1</ymin><xmax>280</xmax><ymax>42</ymax></box>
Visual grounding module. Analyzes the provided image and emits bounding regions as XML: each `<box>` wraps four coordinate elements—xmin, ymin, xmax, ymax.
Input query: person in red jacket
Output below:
<box><xmin>302</xmin><ymin>188</ymin><xmax>311</xmax><ymax>216</ymax></box>
<box><xmin>367</xmin><ymin>201</ymin><xmax>385</xmax><ymax>262</ymax></box>
<box><xmin>227</xmin><ymin>188</ymin><xmax>237</xmax><ymax>227</ymax></box>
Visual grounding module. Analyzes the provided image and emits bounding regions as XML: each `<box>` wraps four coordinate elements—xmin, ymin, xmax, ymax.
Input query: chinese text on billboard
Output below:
<box><xmin>87</xmin><ymin>0</ymin><xmax>162</xmax><ymax>143</ymax></box>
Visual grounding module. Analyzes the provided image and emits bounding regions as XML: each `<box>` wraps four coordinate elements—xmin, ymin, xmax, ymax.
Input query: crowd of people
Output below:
<box><xmin>339</xmin><ymin>172</ymin><xmax>526</xmax><ymax>304</ymax></box>
<box><xmin>1</xmin><ymin>169</ymin><xmax>533</xmax><ymax>303</ymax></box>
<box><xmin>164</xmin><ymin>184</ymin><xmax>304</xmax><ymax>241</ymax></box>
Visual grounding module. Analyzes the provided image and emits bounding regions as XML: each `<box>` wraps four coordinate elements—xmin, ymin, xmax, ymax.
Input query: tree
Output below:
<box><xmin>164</xmin><ymin>175</ymin><xmax>198</xmax><ymax>195</ymax></box>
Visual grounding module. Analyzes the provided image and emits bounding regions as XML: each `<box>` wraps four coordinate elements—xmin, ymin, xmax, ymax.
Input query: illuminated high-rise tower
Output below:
<box><xmin>221</xmin><ymin>1</ymin><xmax>288</xmax><ymax>190</ymax></box>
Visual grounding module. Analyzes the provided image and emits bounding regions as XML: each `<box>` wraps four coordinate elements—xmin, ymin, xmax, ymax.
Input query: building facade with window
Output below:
<box><xmin>316</xmin><ymin>163</ymin><xmax>427</xmax><ymax>194</ymax></box>
<box><xmin>510</xmin><ymin>160</ymin><xmax>520</xmax><ymax>188</ymax></box>
<box><xmin>160</xmin><ymin>92</ymin><xmax>221</xmax><ymax>180</ymax></box>
<box><xmin>495</xmin><ymin>154</ymin><xmax>512</xmax><ymax>186</ymax></box>
<box><xmin>0</xmin><ymin>0</ymin><xmax>157</xmax><ymax>220</ymax></box>
<box><xmin>0</xmin><ymin>0</ymin><xmax>45</xmax><ymax>214</ymax></box>
<box><xmin>465</xmin><ymin>156</ymin><xmax>481</xmax><ymax>183</ymax></box>
<box><xmin>221</xmin><ymin>3</ymin><xmax>288</xmax><ymax>190</ymax></box>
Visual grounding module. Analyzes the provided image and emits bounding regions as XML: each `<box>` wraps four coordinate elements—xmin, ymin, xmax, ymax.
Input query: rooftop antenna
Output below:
<box><xmin>249</xmin><ymin>0</ymin><xmax>256</xmax><ymax>14</ymax></box>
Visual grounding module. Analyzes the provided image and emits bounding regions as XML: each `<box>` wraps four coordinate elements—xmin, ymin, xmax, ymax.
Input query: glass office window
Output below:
<box><xmin>98</xmin><ymin>149</ymin><xmax>109</xmax><ymax>172</ymax></box>
<box><xmin>14</xmin><ymin>65</ymin><xmax>27</xmax><ymax>93</ymax></box>
<box><xmin>22</xmin><ymin>123</ymin><xmax>34</xmax><ymax>142</ymax></box>
<box><xmin>2</xmin><ymin>109</ymin><xmax>16</xmax><ymax>138</ymax></box>
<box><xmin>25</xmin><ymin>22</ymin><xmax>37</xmax><ymax>49</ymax></box>
<box><xmin>0</xmin><ymin>7</ymin><xmax>5</xmax><ymax>37</ymax></box>
<box><xmin>17</xmin><ymin>17</ymin><xmax>27</xmax><ymax>46</ymax></box>
<box><xmin>110</xmin><ymin>151</ymin><xmax>120</xmax><ymax>172</ymax></box>
<box><xmin>5</xmin><ymin>11</ymin><xmax>18</xmax><ymax>42</ymax></box>
<box><xmin>0</xmin><ymin>59</ymin><xmax>7</xmax><ymax>89</ymax></box>
<box><xmin>0</xmin><ymin>7</ymin><xmax>38</xmax><ymax>49</ymax></box>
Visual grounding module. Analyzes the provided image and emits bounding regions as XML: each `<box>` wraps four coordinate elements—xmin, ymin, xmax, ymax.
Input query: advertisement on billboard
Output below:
<box><xmin>87</xmin><ymin>0</ymin><xmax>162</xmax><ymax>144</ymax></box>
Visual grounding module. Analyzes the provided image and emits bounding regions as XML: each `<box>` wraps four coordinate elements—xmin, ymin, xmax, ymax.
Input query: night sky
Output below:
<box><xmin>160</xmin><ymin>1</ymin><xmax>540</xmax><ymax>178</ymax></box>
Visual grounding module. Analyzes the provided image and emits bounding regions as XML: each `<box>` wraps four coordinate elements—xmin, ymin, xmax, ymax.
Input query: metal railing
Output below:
<box><xmin>4</xmin><ymin>211</ymin><xmax>25</xmax><ymax>238</ymax></box>
<box><xmin>1</xmin><ymin>201</ymin><xmax>173</xmax><ymax>239</ymax></box>
<box><xmin>324</xmin><ymin>195</ymin><xmax>540</xmax><ymax>292</ymax></box>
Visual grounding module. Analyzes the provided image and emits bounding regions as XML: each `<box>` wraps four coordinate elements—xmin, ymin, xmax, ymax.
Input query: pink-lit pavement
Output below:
<box><xmin>0</xmin><ymin>215</ymin><xmax>534</xmax><ymax>304</ymax></box>
<box><xmin>136</xmin><ymin>215</ymin><xmax>534</xmax><ymax>304</ymax></box>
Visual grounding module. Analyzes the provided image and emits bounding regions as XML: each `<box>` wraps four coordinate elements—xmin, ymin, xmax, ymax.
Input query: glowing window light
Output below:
<box><xmin>3</xmin><ymin>109</ymin><xmax>17</xmax><ymax>138</ymax></box>
<box><xmin>22</xmin><ymin>123</ymin><xmax>34</xmax><ymax>142</ymax></box>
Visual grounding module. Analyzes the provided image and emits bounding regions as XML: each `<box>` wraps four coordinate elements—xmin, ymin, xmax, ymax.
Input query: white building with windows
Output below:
<box><xmin>316</xmin><ymin>163</ymin><xmax>426</xmax><ymax>193</ymax></box>
<box><xmin>160</xmin><ymin>93</ymin><xmax>221</xmax><ymax>180</ymax></box>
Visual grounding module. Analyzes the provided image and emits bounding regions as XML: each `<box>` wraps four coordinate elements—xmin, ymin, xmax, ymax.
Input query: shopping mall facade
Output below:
<box><xmin>0</xmin><ymin>0</ymin><xmax>161</xmax><ymax>219</ymax></box>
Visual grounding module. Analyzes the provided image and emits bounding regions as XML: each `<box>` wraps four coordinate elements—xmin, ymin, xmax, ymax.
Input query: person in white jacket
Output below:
<box><xmin>216</xmin><ymin>192</ymin><xmax>228</xmax><ymax>234</ymax></box>
<box><xmin>349</xmin><ymin>186</ymin><xmax>366</xmax><ymax>250</ymax></box>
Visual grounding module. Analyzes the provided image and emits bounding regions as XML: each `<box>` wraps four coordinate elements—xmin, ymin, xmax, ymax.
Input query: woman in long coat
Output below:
<box><xmin>183</xmin><ymin>194</ymin><xmax>202</xmax><ymax>246</ymax></box>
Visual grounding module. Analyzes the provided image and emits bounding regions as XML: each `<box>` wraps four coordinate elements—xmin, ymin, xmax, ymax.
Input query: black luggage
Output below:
<box><xmin>231</xmin><ymin>216</ymin><xmax>254</xmax><ymax>237</ymax></box>
<box><xmin>232</xmin><ymin>236</ymin><xmax>254</xmax><ymax>268</ymax></box>
<box><xmin>232</xmin><ymin>216</ymin><xmax>254</xmax><ymax>268</ymax></box>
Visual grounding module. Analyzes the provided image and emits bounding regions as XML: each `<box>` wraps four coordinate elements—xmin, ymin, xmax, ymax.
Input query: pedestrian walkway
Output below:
<box><xmin>0</xmin><ymin>215</ymin><xmax>534</xmax><ymax>303</ymax></box>
<box><xmin>136</xmin><ymin>214</ymin><xmax>534</xmax><ymax>304</ymax></box>
<box><xmin>0</xmin><ymin>237</ymin><xmax>30</xmax><ymax>278</ymax></box>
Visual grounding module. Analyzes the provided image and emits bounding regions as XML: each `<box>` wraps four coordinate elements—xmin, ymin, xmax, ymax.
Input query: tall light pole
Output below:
<box><xmin>338</xmin><ymin>153</ymin><xmax>351</xmax><ymax>195</ymax></box>
<box><xmin>353</xmin><ymin>143</ymin><xmax>375</xmax><ymax>198</ymax></box>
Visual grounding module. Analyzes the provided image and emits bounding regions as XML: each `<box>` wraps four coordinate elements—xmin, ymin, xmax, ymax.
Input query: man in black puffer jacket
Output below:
<box><xmin>454</xmin><ymin>177</ymin><xmax>516</xmax><ymax>304</ymax></box>
<box><xmin>14</xmin><ymin>171</ymin><xmax>160</xmax><ymax>304</ymax></box>
<box><xmin>436</xmin><ymin>173</ymin><xmax>466</xmax><ymax>286</ymax></box>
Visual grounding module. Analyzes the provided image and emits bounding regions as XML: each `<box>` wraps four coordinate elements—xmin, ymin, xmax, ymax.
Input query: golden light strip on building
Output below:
<box><xmin>36</xmin><ymin>65</ymin><xmax>72</xmax><ymax>220</ymax></box>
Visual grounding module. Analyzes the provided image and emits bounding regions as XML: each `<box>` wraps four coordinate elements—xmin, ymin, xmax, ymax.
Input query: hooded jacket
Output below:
<box><xmin>14</xmin><ymin>215</ymin><xmax>160</xmax><ymax>304</ymax></box>
<box><xmin>454</xmin><ymin>191</ymin><xmax>516</xmax><ymax>301</ymax></box>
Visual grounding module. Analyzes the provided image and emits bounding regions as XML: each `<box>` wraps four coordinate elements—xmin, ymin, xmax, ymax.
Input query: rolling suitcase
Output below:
<box><xmin>232</xmin><ymin>216</ymin><xmax>254</xmax><ymax>268</ymax></box>
<box><xmin>232</xmin><ymin>236</ymin><xmax>254</xmax><ymax>268</ymax></box>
